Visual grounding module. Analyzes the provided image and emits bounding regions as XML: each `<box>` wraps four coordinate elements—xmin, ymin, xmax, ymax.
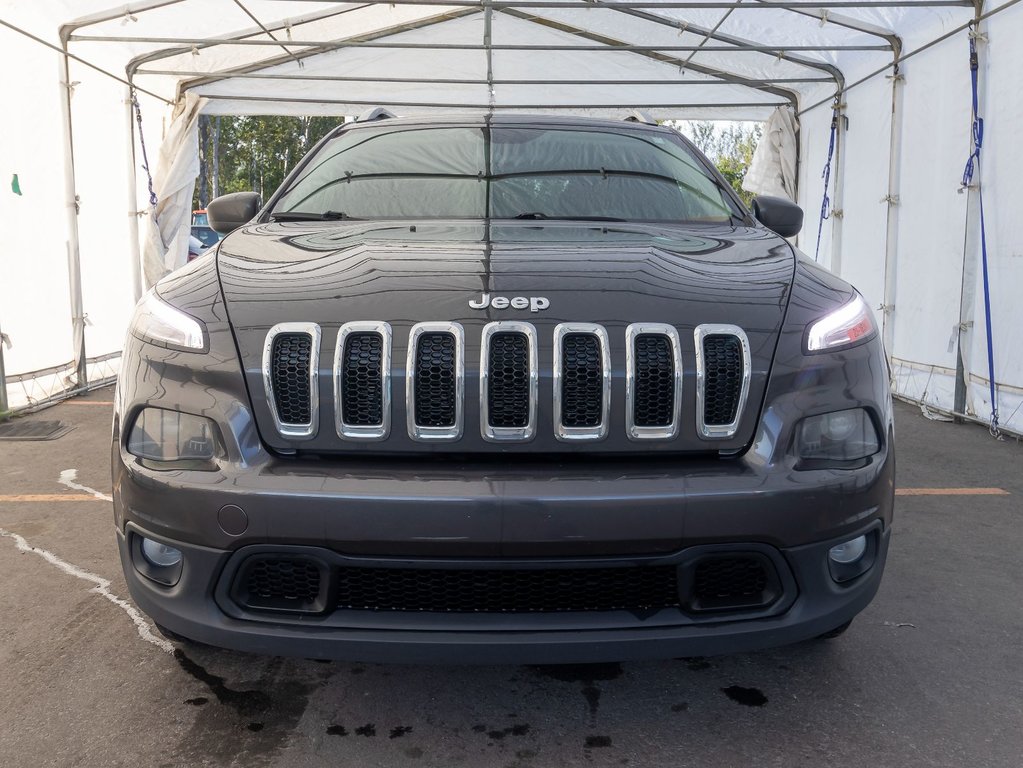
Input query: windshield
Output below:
<box><xmin>271</xmin><ymin>125</ymin><xmax>740</xmax><ymax>223</ymax></box>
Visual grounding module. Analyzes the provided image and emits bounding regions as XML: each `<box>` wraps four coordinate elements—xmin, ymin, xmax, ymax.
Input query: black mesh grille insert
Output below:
<box><xmin>634</xmin><ymin>334</ymin><xmax>675</xmax><ymax>427</ymax></box>
<box><xmin>270</xmin><ymin>333</ymin><xmax>313</xmax><ymax>425</ymax></box>
<box><xmin>335</xmin><ymin>565</ymin><xmax>680</xmax><ymax>613</ymax></box>
<box><xmin>487</xmin><ymin>332</ymin><xmax>530</xmax><ymax>428</ymax></box>
<box><xmin>341</xmin><ymin>332</ymin><xmax>383</xmax><ymax>426</ymax></box>
<box><xmin>561</xmin><ymin>334</ymin><xmax>603</xmax><ymax>428</ymax></box>
<box><xmin>414</xmin><ymin>332</ymin><xmax>457</xmax><ymax>427</ymax></box>
<box><xmin>691</xmin><ymin>556</ymin><xmax>770</xmax><ymax>610</ymax></box>
<box><xmin>702</xmin><ymin>334</ymin><xmax>744</xmax><ymax>427</ymax></box>
<box><xmin>242</xmin><ymin>557</ymin><xmax>322</xmax><ymax>610</ymax></box>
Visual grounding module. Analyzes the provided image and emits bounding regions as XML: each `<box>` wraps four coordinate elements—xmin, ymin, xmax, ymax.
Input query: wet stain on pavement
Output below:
<box><xmin>722</xmin><ymin>685</ymin><xmax>768</xmax><ymax>707</ymax></box>
<box><xmin>532</xmin><ymin>663</ymin><xmax>622</xmax><ymax>716</ymax></box>
<box><xmin>355</xmin><ymin>723</ymin><xmax>377</xmax><ymax>737</ymax></box>
<box><xmin>174</xmin><ymin>651</ymin><xmax>271</xmax><ymax>718</ymax></box>
<box><xmin>532</xmin><ymin>663</ymin><xmax>622</xmax><ymax>683</ymax></box>
<box><xmin>585</xmin><ymin>735</ymin><xmax>613</xmax><ymax>748</ymax></box>
<box><xmin>405</xmin><ymin>747</ymin><xmax>425</xmax><ymax>759</ymax></box>
<box><xmin>487</xmin><ymin>724</ymin><xmax>530</xmax><ymax>740</ymax></box>
<box><xmin>389</xmin><ymin>726</ymin><xmax>413</xmax><ymax>739</ymax></box>
<box><xmin>172</xmin><ymin>652</ymin><xmax>317</xmax><ymax>766</ymax></box>
<box><xmin>678</xmin><ymin>657</ymin><xmax>713</xmax><ymax>671</ymax></box>
<box><xmin>671</xmin><ymin>702</ymin><xmax>689</xmax><ymax>712</ymax></box>
<box><xmin>326</xmin><ymin>725</ymin><xmax>348</xmax><ymax>736</ymax></box>
<box><xmin>184</xmin><ymin>697</ymin><xmax>208</xmax><ymax>707</ymax></box>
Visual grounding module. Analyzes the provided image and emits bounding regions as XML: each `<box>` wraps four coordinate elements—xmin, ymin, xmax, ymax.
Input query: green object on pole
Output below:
<box><xmin>11</xmin><ymin>174</ymin><xmax>21</xmax><ymax>195</ymax></box>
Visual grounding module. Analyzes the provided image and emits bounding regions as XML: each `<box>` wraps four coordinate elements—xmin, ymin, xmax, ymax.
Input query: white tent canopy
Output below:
<box><xmin>1</xmin><ymin>0</ymin><xmax>1021</xmax><ymax>435</ymax></box>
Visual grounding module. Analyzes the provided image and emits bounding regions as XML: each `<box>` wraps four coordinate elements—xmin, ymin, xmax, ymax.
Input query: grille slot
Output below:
<box><xmin>334</xmin><ymin>565</ymin><xmax>681</xmax><ymax>613</ymax></box>
<box><xmin>236</xmin><ymin>556</ymin><xmax>326</xmax><ymax>612</ymax></box>
<box><xmin>688</xmin><ymin>555</ymin><xmax>776</xmax><ymax>612</ymax></box>
<box><xmin>481</xmin><ymin>322</ymin><xmax>537</xmax><ymax>441</ymax></box>
<box><xmin>406</xmin><ymin>322</ymin><xmax>464</xmax><ymax>441</ymax></box>
<box><xmin>554</xmin><ymin>324</ymin><xmax>610</xmax><ymax>441</ymax></box>
<box><xmin>335</xmin><ymin>322</ymin><xmax>391</xmax><ymax>440</ymax></box>
<box><xmin>695</xmin><ymin>325</ymin><xmax>750</xmax><ymax>439</ymax></box>
<box><xmin>626</xmin><ymin>324</ymin><xmax>682</xmax><ymax>440</ymax></box>
<box><xmin>263</xmin><ymin>323</ymin><xmax>320</xmax><ymax>438</ymax></box>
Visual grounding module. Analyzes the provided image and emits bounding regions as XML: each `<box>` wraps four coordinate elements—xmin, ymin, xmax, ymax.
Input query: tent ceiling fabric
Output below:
<box><xmin>5</xmin><ymin>0</ymin><xmax>1023</xmax><ymax>436</ymax></box>
<box><xmin>0</xmin><ymin>0</ymin><xmax>983</xmax><ymax>120</ymax></box>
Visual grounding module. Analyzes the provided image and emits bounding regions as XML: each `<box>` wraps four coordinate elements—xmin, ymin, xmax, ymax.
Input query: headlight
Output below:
<box><xmin>805</xmin><ymin>293</ymin><xmax>875</xmax><ymax>353</ymax></box>
<box><xmin>127</xmin><ymin>407</ymin><xmax>221</xmax><ymax>466</ymax></box>
<box><xmin>129</xmin><ymin>289</ymin><xmax>206</xmax><ymax>351</ymax></box>
<box><xmin>796</xmin><ymin>408</ymin><xmax>880</xmax><ymax>463</ymax></box>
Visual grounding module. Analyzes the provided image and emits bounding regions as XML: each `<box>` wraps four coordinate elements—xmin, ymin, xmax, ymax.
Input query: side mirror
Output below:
<box><xmin>752</xmin><ymin>196</ymin><xmax>803</xmax><ymax>238</ymax></box>
<box><xmin>207</xmin><ymin>191</ymin><xmax>261</xmax><ymax>235</ymax></box>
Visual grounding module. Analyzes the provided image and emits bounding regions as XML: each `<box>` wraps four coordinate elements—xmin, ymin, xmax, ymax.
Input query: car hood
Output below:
<box><xmin>217</xmin><ymin>219</ymin><xmax>795</xmax><ymax>455</ymax></box>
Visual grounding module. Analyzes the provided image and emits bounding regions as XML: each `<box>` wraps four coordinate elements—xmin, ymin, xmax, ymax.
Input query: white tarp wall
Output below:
<box><xmin>0</xmin><ymin>0</ymin><xmax>1021</xmax><ymax>434</ymax></box>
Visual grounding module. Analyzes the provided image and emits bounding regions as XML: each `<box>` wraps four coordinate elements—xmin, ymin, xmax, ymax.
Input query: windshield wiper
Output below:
<box><xmin>510</xmin><ymin>213</ymin><xmax>628</xmax><ymax>222</ymax></box>
<box><xmin>270</xmin><ymin>210</ymin><xmax>359</xmax><ymax>221</ymax></box>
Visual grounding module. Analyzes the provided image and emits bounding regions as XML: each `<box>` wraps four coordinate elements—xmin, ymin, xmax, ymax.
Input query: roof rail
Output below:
<box><xmin>356</xmin><ymin>107</ymin><xmax>398</xmax><ymax>123</ymax></box>
<box><xmin>623</xmin><ymin>109</ymin><xmax>657</xmax><ymax>126</ymax></box>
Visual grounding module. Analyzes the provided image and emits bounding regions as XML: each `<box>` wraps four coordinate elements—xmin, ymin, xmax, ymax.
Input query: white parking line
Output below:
<box><xmin>0</xmin><ymin>528</ymin><xmax>173</xmax><ymax>654</ymax></box>
<box><xmin>58</xmin><ymin>469</ymin><xmax>113</xmax><ymax>502</ymax></box>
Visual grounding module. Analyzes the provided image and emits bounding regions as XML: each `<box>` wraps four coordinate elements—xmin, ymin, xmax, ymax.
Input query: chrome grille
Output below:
<box><xmin>334</xmin><ymin>322</ymin><xmax>391</xmax><ymax>440</ymax></box>
<box><xmin>695</xmin><ymin>325</ymin><xmax>751</xmax><ymax>439</ymax></box>
<box><xmin>626</xmin><ymin>324</ymin><xmax>682</xmax><ymax>440</ymax></box>
<box><xmin>262</xmin><ymin>322</ymin><xmax>320</xmax><ymax>439</ymax></box>
<box><xmin>406</xmin><ymin>322</ymin><xmax>464</xmax><ymax>441</ymax></box>
<box><xmin>480</xmin><ymin>322</ymin><xmax>538</xmax><ymax>441</ymax></box>
<box><xmin>553</xmin><ymin>324</ymin><xmax>610</xmax><ymax>441</ymax></box>
<box><xmin>259</xmin><ymin>322</ymin><xmax>752</xmax><ymax>443</ymax></box>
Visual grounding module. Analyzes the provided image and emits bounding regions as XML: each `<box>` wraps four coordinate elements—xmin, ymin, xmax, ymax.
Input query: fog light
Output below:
<box><xmin>141</xmin><ymin>537</ymin><xmax>182</xmax><ymax>568</ymax></box>
<box><xmin>829</xmin><ymin>535</ymin><xmax>867</xmax><ymax>565</ymax></box>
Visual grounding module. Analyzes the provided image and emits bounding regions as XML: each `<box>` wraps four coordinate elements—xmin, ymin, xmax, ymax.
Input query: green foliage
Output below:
<box><xmin>678</xmin><ymin>121</ymin><xmax>763</xmax><ymax>207</ymax></box>
<box><xmin>194</xmin><ymin>115</ymin><xmax>341</xmax><ymax>208</ymax></box>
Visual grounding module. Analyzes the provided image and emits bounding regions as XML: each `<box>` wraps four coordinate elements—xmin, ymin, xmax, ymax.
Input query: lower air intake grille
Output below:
<box><xmin>240</xmin><ymin>557</ymin><xmax>324</xmax><ymax>611</ymax></box>
<box><xmin>633</xmin><ymin>334</ymin><xmax>676</xmax><ymax>427</ymax></box>
<box><xmin>335</xmin><ymin>565</ymin><xmax>681</xmax><ymax>613</ymax></box>
<box><xmin>560</xmin><ymin>334</ymin><xmax>604</xmax><ymax>428</ymax></box>
<box><xmin>341</xmin><ymin>332</ymin><xmax>383</xmax><ymax>426</ymax></box>
<box><xmin>487</xmin><ymin>332</ymin><xmax>530</xmax><ymax>428</ymax></box>
<box><xmin>690</xmin><ymin>556</ymin><xmax>772</xmax><ymax>611</ymax></box>
<box><xmin>702</xmin><ymin>334</ymin><xmax>744</xmax><ymax>426</ymax></box>
<box><xmin>270</xmin><ymin>333</ymin><xmax>313</xmax><ymax>425</ymax></box>
<box><xmin>414</xmin><ymin>332</ymin><xmax>456</xmax><ymax>427</ymax></box>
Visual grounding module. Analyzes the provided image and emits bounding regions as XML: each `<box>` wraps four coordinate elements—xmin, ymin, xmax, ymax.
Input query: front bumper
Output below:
<box><xmin>117</xmin><ymin>522</ymin><xmax>889</xmax><ymax>664</ymax></box>
<box><xmin>114</xmin><ymin>443</ymin><xmax>893</xmax><ymax>664</ymax></box>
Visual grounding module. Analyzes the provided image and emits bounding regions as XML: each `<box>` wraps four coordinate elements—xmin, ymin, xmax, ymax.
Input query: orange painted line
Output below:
<box><xmin>0</xmin><ymin>494</ymin><xmax>106</xmax><ymax>502</ymax></box>
<box><xmin>897</xmin><ymin>488</ymin><xmax>1009</xmax><ymax>496</ymax></box>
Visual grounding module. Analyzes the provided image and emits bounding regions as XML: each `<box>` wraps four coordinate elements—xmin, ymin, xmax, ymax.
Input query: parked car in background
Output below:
<box><xmin>190</xmin><ymin>224</ymin><xmax>220</xmax><ymax>250</ymax></box>
<box><xmin>191</xmin><ymin>209</ymin><xmax>209</xmax><ymax>226</ymax></box>
<box><xmin>115</xmin><ymin>113</ymin><xmax>893</xmax><ymax>664</ymax></box>
<box><xmin>186</xmin><ymin>235</ymin><xmax>207</xmax><ymax>263</ymax></box>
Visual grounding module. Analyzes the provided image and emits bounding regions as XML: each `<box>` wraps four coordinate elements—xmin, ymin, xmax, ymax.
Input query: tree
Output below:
<box><xmin>193</xmin><ymin>115</ymin><xmax>341</xmax><ymax>209</ymax></box>
<box><xmin>676</xmin><ymin>121</ymin><xmax>764</xmax><ymax>207</ymax></box>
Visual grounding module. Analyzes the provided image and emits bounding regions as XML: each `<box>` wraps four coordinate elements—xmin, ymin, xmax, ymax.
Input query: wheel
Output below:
<box><xmin>816</xmin><ymin>619</ymin><xmax>853</xmax><ymax>640</ymax></box>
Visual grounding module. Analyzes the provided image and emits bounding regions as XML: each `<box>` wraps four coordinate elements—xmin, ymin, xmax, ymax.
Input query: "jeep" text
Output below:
<box><xmin>468</xmin><ymin>293</ymin><xmax>550</xmax><ymax>312</ymax></box>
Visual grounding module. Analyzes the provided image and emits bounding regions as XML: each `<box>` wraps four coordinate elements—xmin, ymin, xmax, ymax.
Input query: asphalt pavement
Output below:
<box><xmin>1</xmin><ymin>389</ymin><xmax>1020</xmax><ymax>768</ymax></box>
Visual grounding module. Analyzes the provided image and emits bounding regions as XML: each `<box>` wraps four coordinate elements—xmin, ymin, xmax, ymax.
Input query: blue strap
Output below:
<box><xmin>961</xmin><ymin>29</ymin><xmax>1000</xmax><ymax>436</ymax></box>
<box><xmin>815</xmin><ymin>106</ymin><xmax>839</xmax><ymax>262</ymax></box>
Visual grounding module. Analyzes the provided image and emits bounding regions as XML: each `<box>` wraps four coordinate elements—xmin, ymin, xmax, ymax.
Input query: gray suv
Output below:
<box><xmin>113</xmin><ymin>114</ymin><xmax>893</xmax><ymax>663</ymax></box>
